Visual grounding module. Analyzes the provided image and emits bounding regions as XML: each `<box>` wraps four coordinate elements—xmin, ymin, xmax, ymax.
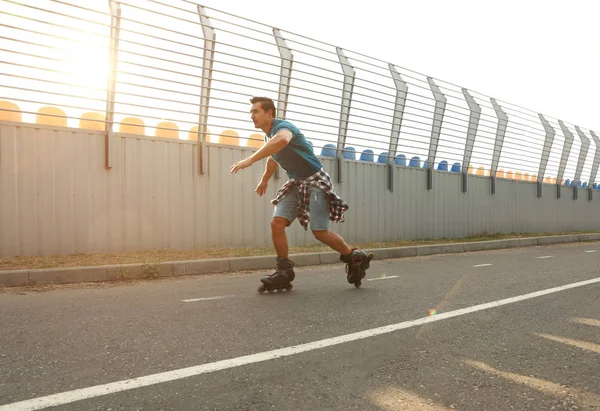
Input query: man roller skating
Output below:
<box><xmin>230</xmin><ymin>97</ymin><xmax>373</xmax><ymax>293</ymax></box>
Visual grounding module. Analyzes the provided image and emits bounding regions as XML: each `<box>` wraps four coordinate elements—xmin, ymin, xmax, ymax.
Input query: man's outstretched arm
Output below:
<box><xmin>255</xmin><ymin>157</ymin><xmax>278</xmax><ymax>196</ymax></box>
<box><xmin>230</xmin><ymin>129</ymin><xmax>292</xmax><ymax>174</ymax></box>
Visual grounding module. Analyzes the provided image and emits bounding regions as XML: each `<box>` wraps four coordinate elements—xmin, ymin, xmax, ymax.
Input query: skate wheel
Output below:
<box><xmin>285</xmin><ymin>284</ymin><xmax>293</xmax><ymax>291</ymax></box>
<box><xmin>257</xmin><ymin>285</ymin><xmax>267</xmax><ymax>294</ymax></box>
<box><xmin>354</xmin><ymin>281</ymin><xmax>361</xmax><ymax>288</ymax></box>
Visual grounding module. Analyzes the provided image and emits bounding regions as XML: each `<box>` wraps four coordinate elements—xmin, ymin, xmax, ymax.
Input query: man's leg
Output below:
<box><xmin>308</xmin><ymin>186</ymin><xmax>352</xmax><ymax>257</ymax></box>
<box><xmin>312</xmin><ymin>229</ymin><xmax>351</xmax><ymax>256</ymax></box>
<box><xmin>308</xmin><ymin>186</ymin><xmax>370</xmax><ymax>284</ymax></box>
<box><xmin>271</xmin><ymin>217</ymin><xmax>290</xmax><ymax>258</ymax></box>
<box><xmin>271</xmin><ymin>186</ymin><xmax>298</xmax><ymax>259</ymax></box>
<box><xmin>260</xmin><ymin>196</ymin><xmax>297</xmax><ymax>289</ymax></box>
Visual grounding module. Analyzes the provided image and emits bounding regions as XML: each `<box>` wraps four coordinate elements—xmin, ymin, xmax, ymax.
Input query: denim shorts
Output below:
<box><xmin>273</xmin><ymin>185</ymin><xmax>330</xmax><ymax>231</ymax></box>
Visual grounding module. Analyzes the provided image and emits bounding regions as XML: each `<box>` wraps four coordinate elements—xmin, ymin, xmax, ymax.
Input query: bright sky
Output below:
<box><xmin>1</xmin><ymin>0</ymin><xmax>599</xmax><ymax>181</ymax></box>
<box><xmin>214</xmin><ymin>0</ymin><xmax>599</xmax><ymax>132</ymax></box>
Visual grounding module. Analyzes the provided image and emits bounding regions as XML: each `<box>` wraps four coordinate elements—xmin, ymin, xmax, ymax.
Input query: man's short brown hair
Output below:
<box><xmin>250</xmin><ymin>97</ymin><xmax>276</xmax><ymax>117</ymax></box>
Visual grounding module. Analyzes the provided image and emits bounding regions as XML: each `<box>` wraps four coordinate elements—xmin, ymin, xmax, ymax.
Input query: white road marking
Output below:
<box><xmin>3</xmin><ymin>276</ymin><xmax>600</xmax><ymax>411</ymax></box>
<box><xmin>367</xmin><ymin>276</ymin><xmax>400</xmax><ymax>282</ymax></box>
<box><xmin>585</xmin><ymin>250</ymin><xmax>597</xmax><ymax>253</ymax></box>
<box><xmin>182</xmin><ymin>296</ymin><xmax>232</xmax><ymax>303</ymax></box>
<box><xmin>473</xmin><ymin>264</ymin><xmax>492</xmax><ymax>267</ymax></box>
<box><xmin>537</xmin><ymin>256</ymin><xmax>553</xmax><ymax>259</ymax></box>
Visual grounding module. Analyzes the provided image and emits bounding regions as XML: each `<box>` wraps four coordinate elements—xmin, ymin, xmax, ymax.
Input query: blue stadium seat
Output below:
<box><xmin>377</xmin><ymin>152</ymin><xmax>389</xmax><ymax>163</ymax></box>
<box><xmin>394</xmin><ymin>154</ymin><xmax>406</xmax><ymax>166</ymax></box>
<box><xmin>360</xmin><ymin>150</ymin><xmax>374</xmax><ymax>162</ymax></box>
<box><xmin>320</xmin><ymin>143</ymin><xmax>336</xmax><ymax>157</ymax></box>
<box><xmin>409</xmin><ymin>156</ymin><xmax>420</xmax><ymax>167</ymax></box>
<box><xmin>342</xmin><ymin>146</ymin><xmax>356</xmax><ymax>160</ymax></box>
<box><xmin>437</xmin><ymin>160</ymin><xmax>448</xmax><ymax>171</ymax></box>
<box><xmin>451</xmin><ymin>162</ymin><xmax>461</xmax><ymax>173</ymax></box>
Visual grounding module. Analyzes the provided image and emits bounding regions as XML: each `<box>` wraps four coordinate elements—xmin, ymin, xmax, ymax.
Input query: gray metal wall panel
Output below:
<box><xmin>0</xmin><ymin>125</ymin><xmax>19</xmax><ymax>256</ymax></box>
<box><xmin>17</xmin><ymin>127</ymin><xmax>38</xmax><ymax>255</ymax></box>
<box><xmin>73</xmin><ymin>132</ymin><xmax>92</xmax><ymax>254</ymax></box>
<box><xmin>89</xmin><ymin>133</ymin><xmax>107</xmax><ymax>253</ymax></box>
<box><xmin>123</xmin><ymin>137</ymin><xmax>138</xmax><ymax>252</ymax></box>
<box><xmin>193</xmin><ymin>143</ymin><xmax>208</xmax><ymax>249</ymax></box>
<box><xmin>36</xmin><ymin>127</ymin><xmax>56</xmax><ymax>255</ymax></box>
<box><xmin>138</xmin><ymin>139</ymin><xmax>153</xmax><ymax>251</ymax></box>
<box><xmin>207</xmin><ymin>145</ymin><xmax>221</xmax><ymax>247</ymax></box>
<box><xmin>57</xmin><ymin>130</ymin><xmax>76</xmax><ymax>254</ymax></box>
<box><xmin>105</xmin><ymin>134</ymin><xmax>122</xmax><ymax>253</ymax></box>
<box><xmin>3</xmin><ymin>124</ymin><xmax>600</xmax><ymax>257</ymax></box>
<box><xmin>166</xmin><ymin>142</ymin><xmax>181</xmax><ymax>249</ymax></box>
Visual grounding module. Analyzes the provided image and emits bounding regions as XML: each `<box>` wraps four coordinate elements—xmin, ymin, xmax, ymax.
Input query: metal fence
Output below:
<box><xmin>1</xmin><ymin>0</ymin><xmax>600</xmax><ymax>195</ymax></box>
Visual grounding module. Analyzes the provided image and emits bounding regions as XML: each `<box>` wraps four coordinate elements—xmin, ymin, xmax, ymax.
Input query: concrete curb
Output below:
<box><xmin>1</xmin><ymin>234</ymin><xmax>599</xmax><ymax>287</ymax></box>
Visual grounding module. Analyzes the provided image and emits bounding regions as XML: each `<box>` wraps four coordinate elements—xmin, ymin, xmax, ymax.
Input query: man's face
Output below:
<box><xmin>250</xmin><ymin>102</ymin><xmax>272</xmax><ymax>129</ymax></box>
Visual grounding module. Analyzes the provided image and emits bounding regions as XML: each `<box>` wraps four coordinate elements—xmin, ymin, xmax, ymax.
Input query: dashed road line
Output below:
<box><xmin>367</xmin><ymin>275</ymin><xmax>400</xmax><ymax>282</ymax></box>
<box><xmin>182</xmin><ymin>296</ymin><xmax>233</xmax><ymax>303</ymax></box>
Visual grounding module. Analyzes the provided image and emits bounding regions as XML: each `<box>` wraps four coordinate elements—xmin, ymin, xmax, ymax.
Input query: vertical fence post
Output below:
<box><xmin>272</xmin><ymin>28</ymin><xmax>293</xmax><ymax>180</ymax></box>
<box><xmin>197</xmin><ymin>5</ymin><xmax>215</xmax><ymax>175</ymax></box>
<box><xmin>537</xmin><ymin>114</ymin><xmax>555</xmax><ymax>198</ymax></box>
<box><xmin>461</xmin><ymin>89</ymin><xmax>481</xmax><ymax>193</ymax></box>
<box><xmin>273</xmin><ymin>28</ymin><xmax>293</xmax><ymax>119</ymax></box>
<box><xmin>590</xmin><ymin>131</ymin><xmax>600</xmax><ymax>199</ymax></box>
<box><xmin>105</xmin><ymin>0</ymin><xmax>121</xmax><ymax>169</ymax></box>
<box><xmin>557</xmin><ymin>121</ymin><xmax>574</xmax><ymax>199</ymax></box>
<box><xmin>426</xmin><ymin>77</ymin><xmax>446</xmax><ymax>190</ymax></box>
<box><xmin>575</xmin><ymin>126</ymin><xmax>590</xmax><ymax>200</ymax></box>
<box><xmin>490</xmin><ymin>98</ymin><xmax>508</xmax><ymax>195</ymax></box>
<box><xmin>335</xmin><ymin>47</ymin><xmax>355</xmax><ymax>184</ymax></box>
<box><xmin>387</xmin><ymin>64</ymin><xmax>408</xmax><ymax>193</ymax></box>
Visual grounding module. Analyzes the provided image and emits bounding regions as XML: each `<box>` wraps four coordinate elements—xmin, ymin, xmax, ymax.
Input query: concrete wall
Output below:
<box><xmin>1</xmin><ymin>121</ymin><xmax>599</xmax><ymax>257</ymax></box>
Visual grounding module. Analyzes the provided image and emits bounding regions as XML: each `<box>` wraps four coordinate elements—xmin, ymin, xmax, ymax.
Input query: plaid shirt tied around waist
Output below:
<box><xmin>271</xmin><ymin>168</ymin><xmax>349</xmax><ymax>231</ymax></box>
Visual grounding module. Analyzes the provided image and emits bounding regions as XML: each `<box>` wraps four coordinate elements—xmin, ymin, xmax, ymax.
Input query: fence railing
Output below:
<box><xmin>1</xmin><ymin>0</ymin><xmax>600</xmax><ymax>197</ymax></box>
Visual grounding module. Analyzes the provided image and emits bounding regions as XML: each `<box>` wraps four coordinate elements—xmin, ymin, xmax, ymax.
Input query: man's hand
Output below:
<box><xmin>230</xmin><ymin>158</ymin><xmax>253</xmax><ymax>174</ymax></box>
<box><xmin>255</xmin><ymin>180</ymin><xmax>268</xmax><ymax>196</ymax></box>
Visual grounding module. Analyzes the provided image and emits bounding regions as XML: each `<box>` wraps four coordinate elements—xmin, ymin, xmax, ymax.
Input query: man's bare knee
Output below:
<box><xmin>271</xmin><ymin>217</ymin><xmax>289</xmax><ymax>232</ymax></box>
<box><xmin>312</xmin><ymin>229</ymin><xmax>329</xmax><ymax>242</ymax></box>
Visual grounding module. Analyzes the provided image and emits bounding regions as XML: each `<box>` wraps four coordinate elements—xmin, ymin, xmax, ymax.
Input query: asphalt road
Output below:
<box><xmin>1</xmin><ymin>242</ymin><xmax>599</xmax><ymax>410</ymax></box>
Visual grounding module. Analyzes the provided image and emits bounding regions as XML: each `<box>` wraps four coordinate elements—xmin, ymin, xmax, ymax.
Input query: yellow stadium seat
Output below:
<box><xmin>79</xmin><ymin>112</ymin><xmax>105</xmax><ymax>130</ymax></box>
<box><xmin>506</xmin><ymin>170</ymin><xmax>514</xmax><ymax>180</ymax></box>
<box><xmin>247</xmin><ymin>133</ymin><xmax>264</xmax><ymax>148</ymax></box>
<box><xmin>551</xmin><ymin>177</ymin><xmax>557</xmax><ymax>184</ymax></box>
<box><xmin>36</xmin><ymin>106</ymin><xmax>67</xmax><ymax>127</ymax></box>
<box><xmin>155</xmin><ymin>121</ymin><xmax>179</xmax><ymax>139</ymax></box>
<box><xmin>219</xmin><ymin>130</ymin><xmax>240</xmax><ymax>146</ymax></box>
<box><xmin>468</xmin><ymin>164</ymin><xmax>474</xmax><ymax>174</ymax></box>
<box><xmin>524</xmin><ymin>173</ymin><xmax>530</xmax><ymax>181</ymax></box>
<box><xmin>496</xmin><ymin>169</ymin><xmax>505</xmax><ymax>179</ymax></box>
<box><xmin>185</xmin><ymin>126</ymin><xmax>212</xmax><ymax>141</ymax></box>
<box><xmin>544</xmin><ymin>176</ymin><xmax>552</xmax><ymax>184</ymax></box>
<box><xmin>476</xmin><ymin>166</ymin><xmax>485</xmax><ymax>176</ymax></box>
<box><xmin>118</xmin><ymin>117</ymin><xmax>145</xmax><ymax>135</ymax></box>
<box><xmin>0</xmin><ymin>101</ymin><xmax>22</xmax><ymax>122</ymax></box>
<box><xmin>515</xmin><ymin>171</ymin><xmax>523</xmax><ymax>181</ymax></box>
<box><xmin>187</xmin><ymin>126</ymin><xmax>199</xmax><ymax>140</ymax></box>
<box><xmin>531</xmin><ymin>174</ymin><xmax>538</xmax><ymax>182</ymax></box>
